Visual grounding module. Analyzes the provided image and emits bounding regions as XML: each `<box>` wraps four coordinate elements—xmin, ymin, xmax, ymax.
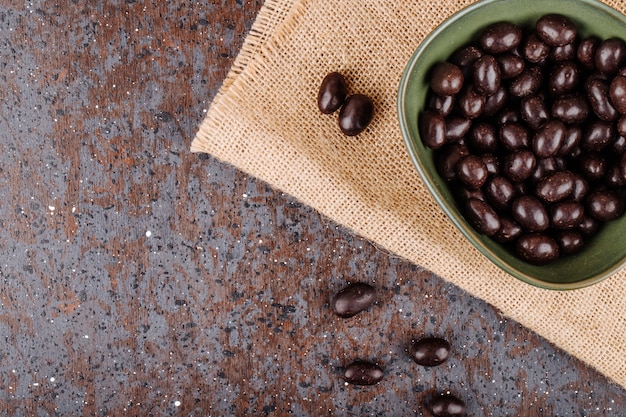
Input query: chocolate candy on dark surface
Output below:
<box><xmin>343</xmin><ymin>361</ymin><xmax>384</xmax><ymax>386</ymax></box>
<box><xmin>427</xmin><ymin>394</ymin><xmax>467</xmax><ymax>417</ymax></box>
<box><xmin>409</xmin><ymin>337</ymin><xmax>451</xmax><ymax>367</ymax></box>
<box><xmin>332</xmin><ymin>282</ymin><xmax>376</xmax><ymax>318</ymax></box>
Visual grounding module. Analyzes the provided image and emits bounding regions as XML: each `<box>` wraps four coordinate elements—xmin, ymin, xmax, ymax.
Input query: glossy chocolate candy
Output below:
<box><xmin>338</xmin><ymin>94</ymin><xmax>373</xmax><ymax>136</ymax></box>
<box><xmin>332</xmin><ymin>282</ymin><xmax>376</xmax><ymax>318</ymax></box>
<box><xmin>317</xmin><ymin>72</ymin><xmax>348</xmax><ymax>114</ymax></box>
<box><xmin>409</xmin><ymin>337</ymin><xmax>451</xmax><ymax>367</ymax></box>
<box><xmin>343</xmin><ymin>361</ymin><xmax>384</xmax><ymax>386</ymax></box>
<box><xmin>427</xmin><ymin>394</ymin><xmax>467</xmax><ymax>417</ymax></box>
<box><xmin>516</xmin><ymin>233</ymin><xmax>560</xmax><ymax>265</ymax></box>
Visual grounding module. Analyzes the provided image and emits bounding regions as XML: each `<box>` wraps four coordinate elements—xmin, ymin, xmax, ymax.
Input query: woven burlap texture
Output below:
<box><xmin>192</xmin><ymin>0</ymin><xmax>626</xmax><ymax>387</ymax></box>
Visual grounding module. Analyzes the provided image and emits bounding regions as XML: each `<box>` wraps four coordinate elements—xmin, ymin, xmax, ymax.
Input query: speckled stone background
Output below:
<box><xmin>0</xmin><ymin>1</ymin><xmax>624</xmax><ymax>416</ymax></box>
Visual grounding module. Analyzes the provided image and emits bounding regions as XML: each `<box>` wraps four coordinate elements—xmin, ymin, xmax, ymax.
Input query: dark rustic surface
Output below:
<box><xmin>0</xmin><ymin>1</ymin><xmax>625</xmax><ymax>416</ymax></box>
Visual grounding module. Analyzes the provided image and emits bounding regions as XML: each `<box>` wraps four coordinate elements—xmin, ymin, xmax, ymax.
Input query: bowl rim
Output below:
<box><xmin>397</xmin><ymin>0</ymin><xmax>626</xmax><ymax>290</ymax></box>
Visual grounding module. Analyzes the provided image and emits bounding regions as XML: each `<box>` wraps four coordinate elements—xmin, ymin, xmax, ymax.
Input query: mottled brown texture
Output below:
<box><xmin>0</xmin><ymin>1</ymin><xmax>625</xmax><ymax>416</ymax></box>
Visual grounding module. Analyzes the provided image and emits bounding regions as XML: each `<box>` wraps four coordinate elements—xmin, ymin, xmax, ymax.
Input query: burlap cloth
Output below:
<box><xmin>191</xmin><ymin>0</ymin><xmax>626</xmax><ymax>387</ymax></box>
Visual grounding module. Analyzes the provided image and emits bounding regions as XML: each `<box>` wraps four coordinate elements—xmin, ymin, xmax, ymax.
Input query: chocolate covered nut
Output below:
<box><xmin>520</xmin><ymin>95</ymin><xmax>549</xmax><ymax>130</ymax></box>
<box><xmin>493</xmin><ymin>217</ymin><xmax>523</xmax><ymax>243</ymax></box>
<box><xmin>536</xmin><ymin>170</ymin><xmax>575</xmax><ymax>203</ymax></box>
<box><xmin>468</xmin><ymin>123</ymin><xmax>498</xmax><ymax>153</ymax></box>
<box><xmin>536</xmin><ymin>14</ymin><xmax>577</xmax><ymax>47</ymax></box>
<box><xmin>485</xmin><ymin>176</ymin><xmax>517</xmax><ymax>210</ymax></box>
<box><xmin>473</xmin><ymin>54</ymin><xmax>501</xmax><ymax>95</ymax></box>
<box><xmin>516</xmin><ymin>233</ymin><xmax>560</xmax><ymax>265</ymax></box>
<box><xmin>445</xmin><ymin>116</ymin><xmax>472</xmax><ymax>141</ymax></box>
<box><xmin>595</xmin><ymin>38</ymin><xmax>626</xmax><ymax>75</ymax></box>
<box><xmin>551</xmin><ymin>201</ymin><xmax>585</xmax><ymax>229</ymax></box>
<box><xmin>338</xmin><ymin>94</ymin><xmax>373</xmax><ymax>136</ymax></box>
<box><xmin>317</xmin><ymin>72</ymin><xmax>348</xmax><ymax>114</ymax></box>
<box><xmin>503</xmin><ymin>149</ymin><xmax>536</xmax><ymax>182</ymax></box>
<box><xmin>551</xmin><ymin>94</ymin><xmax>589</xmax><ymax>124</ymax></box>
<box><xmin>555</xmin><ymin>230</ymin><xmax>585</xmax><ymax>255</ymax></box>
<box><xmin>480</xmin><ymin>22</ymin><xmax>522</xmax><ymax>54</ymax></box>
<box><xmin>456</xmin><ymin>155</ymin><xmax>489</xmax><ymax>189</ymax></box>
<box><xmin>586</xmin><ymin>190</ymin><xmax>625</xmax><ymax>222</ymax></box>
<box><xmin>430</xmin><ymin>62</ymin><xmax>464</xmax><ymax>96</ymax></box>
<box><xmin>428</xmin><ymin>394</ymin><xmax>467</xmax><ymax>417</ymax></box>
<box><xmin>548</xmin><ymin>60</ymin><xmax>580</xmax><ymax>96</ymax></box>
<box><xmin>420</xmin><ymin>110</ymin><xmax>447</xmax><ymax>150</ymax></box>
<box><xmin>581</xmin><ymin>120</ymin><xmax>616</xmax><ymax>152</ymax></box>
<box><xmin>343</xmin><ymin>361</ymin><xmax>384</xmax><ymax>386</ymax></box>
<box><xmin>523</xmin><ymin>33</ymin><xmax>550</xmax><ymax>64</ymax></box>
<box><xmin>332</xmin><ymin>282</ymin><xmax>376</xmax><ymax>318</ymax></box>
<box><xmin>428</xmin><ymin>92</ymin><xmax>455</xmax><ymax>116</ymax></box>
<box><xmin>436</xmin><ymin>144</ymin><xmax>470</xmax><ymax>181</ymax></box>
<box><xmin>510</xmin><ymin>66</ymin><xmax>543</xmax><ymax>97</ymax></box>
<box><xmin>609</xmin><ymin>75</ymin><xmax>626</xmax><ymax>114</ymax></box>
<box><xmin>499</xmin><ymin>122</ymin><xmax>529</xmax><ymax>151</ymax></box>
<box><xmin>409</xmin><ymin>337</ymin><xmax>451</xmax><ymax>367</ymax></box>
<box><xmin>465</xmin><ymin>198</ymin><xmax>501</xmax><ymax>236</ymax></box>
<box><xmin>533</xmin><ymin>119</ymin><xmax>566</xmax><ymax>158</ymax></box>
<box><xmin>458</xmin><ymin>85</ymin><xmax>486</xmax><ymax>118</ymax></box>
<box><xmin>587</xmin><ymin>77</ymin><xmax>619</xmax><ymax>121</ymax></box>
<box><xmin>512</xmin><ymin>195</ymin><xmax>550</xmax><ymax>232</ymax></box>
<box><xmin>578</xmin><ymin>37</ymin><xmax>600</xmax><ymax>71</ymax></box>
<box><xmin>578</xmin><ymin>152</ymin><xmax>607</xmax><ymax>181</ymax></box>
<box><xmin>496</xmin><ymin>53</ymin><xmax>525</xmax><ymax>79</ymax></box>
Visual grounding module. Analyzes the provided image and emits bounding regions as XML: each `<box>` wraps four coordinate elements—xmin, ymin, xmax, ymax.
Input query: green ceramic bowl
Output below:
<box><xmin>398</xmin><ymin>0</ymin><xmax>626</xmax><ymax>290</ymax></box>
